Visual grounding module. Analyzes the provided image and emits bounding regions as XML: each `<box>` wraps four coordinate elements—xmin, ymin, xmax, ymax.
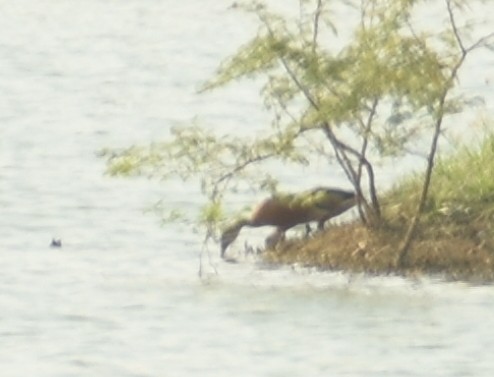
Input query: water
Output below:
<box><xmin>1</xmin><ymin>1</ymin><xmax>494</xmax><ymax>376</ymax></box>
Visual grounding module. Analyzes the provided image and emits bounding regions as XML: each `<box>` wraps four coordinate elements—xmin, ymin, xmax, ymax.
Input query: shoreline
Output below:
<box><xmin>264</xmin><ymin>221</ymin><xmax>494</xmax><ymax>283</ymax></box>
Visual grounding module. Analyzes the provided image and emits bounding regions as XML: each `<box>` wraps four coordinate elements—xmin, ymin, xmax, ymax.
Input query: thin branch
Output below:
<box><xmin>446</xmin><ymin>0</ymin><xmax>494</xmax><ymax>54</ymax></box>
<box><xmin>321</xmin><ymin>122</ymin><xmax>381</xmax><ymax>220</ymax></box>
<box><xmin>446</xmin><ymin>0</ymin><xmax>466</xmax><ymax>54</ymax></box>
<box><xmin>397</xmin><ymin>0</ymin><xmax>487</xmax><ymax>265</ymax></box>
<box><xmin>258</xmin><ymin>12</ymin><xmax>321</xmax><ymax>111</ymax></box>
<box><xmin>465</xmin><ymin>31</ymin><xmax>494</xmax><ymax>53</ymax></box>
<box><xmin>312</xmin><ymin>0</ymin><xmax>323</xmax><ymax>52</ymax></box>
<box><xmin>356</xmin><ymin>98</ymin><xmax>379</xmax><ymax>221</ymax></box>
<box><xmin>212</xmin><ymin>123</ymin><xmax>309</xmax><ymax>200</ymax></box>
<box><xmin>266</xmin><ymin>78</ymin><xmax>300</xmax><ymax>126</ymax></box>
<box><xmin>212</xmin><ymin>152</ymin><xmax>278</xmax><ymax>200</ymax></box>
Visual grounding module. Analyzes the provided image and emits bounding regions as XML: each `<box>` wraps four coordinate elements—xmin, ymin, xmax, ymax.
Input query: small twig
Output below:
<box><xmin>258</xmin><ymin>12</ymin><xmax>322</xmax><ymax>111</ymax></box>
<box><xmin>198</xmin><ymin>231</ymin><xmax>218</xmax><ymax>278</ymax></box>
<box><xmin>356</xmin><ymin>98</ymin><xmax>379</xmax><ymax>222</ymax></box>
<box><xmin>212</xmin><ymin>151</ymin><xmax>277</xmax><ymax>200</ymax></box>
<box><xmin>465</xmin><ymin>32</ymin><xmax>494</xmax><ymax>53</ymax></box>
<box><xmin>446</xmin><ymin>0</ymin><xmax>466</xmax><ymax>54</ymax></box>
<box><xmin>312</xmin><ymin>0</ymin><xmax>323</xmax><ymax>52</ymax></box>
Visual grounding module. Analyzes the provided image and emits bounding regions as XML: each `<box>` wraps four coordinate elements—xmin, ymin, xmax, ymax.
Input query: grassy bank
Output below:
<box><xmin>265</xmin><ymin>132</ymin><xmax>494</xmax><ymax>282</ymax></box>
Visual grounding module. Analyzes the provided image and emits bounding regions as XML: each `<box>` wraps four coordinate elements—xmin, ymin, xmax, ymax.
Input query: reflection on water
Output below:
<box><xmin>1</xmin><ymin>1</ymin><xmax>494</xmax><ymax>376</ymax></box>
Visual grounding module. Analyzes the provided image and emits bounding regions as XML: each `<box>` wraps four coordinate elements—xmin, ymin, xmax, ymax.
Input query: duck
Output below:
<box><xmin>50</xmin><ymin>238</ymin><xmax>62</xmax><ymax>248</ymax></box>
<box><xmin>220</xmin><ymin>187</ymin><xmax>356</xmax><ymax>258</ymax></box>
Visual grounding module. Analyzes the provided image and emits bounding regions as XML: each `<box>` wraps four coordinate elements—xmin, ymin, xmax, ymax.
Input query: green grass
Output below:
<box><xmin>434</xmin><ymin>135</ymin><xmax>494</xmax><ymax>209</ymax></box>
<box><xmin>385</xmin><ymin>130</ymin><xmax>494</xmax><ymax>230</ymax></box>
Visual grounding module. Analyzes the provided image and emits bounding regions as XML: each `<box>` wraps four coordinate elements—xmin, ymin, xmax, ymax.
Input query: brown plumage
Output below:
<box><xmin>220</xmin><ymin>187</ymin><xmax>356</xmax><ymax>258</ymax></box>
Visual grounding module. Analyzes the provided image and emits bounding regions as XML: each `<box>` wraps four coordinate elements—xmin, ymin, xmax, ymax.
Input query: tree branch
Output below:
<box><xmin>396</xmin><ymin>0</ymin><xmax>487</xmax><ymax>266</ymax></box>
<box><xmin>312</xmin><ymin>0</ymin><xmax>323</xmax><ymax>52</ymax></box>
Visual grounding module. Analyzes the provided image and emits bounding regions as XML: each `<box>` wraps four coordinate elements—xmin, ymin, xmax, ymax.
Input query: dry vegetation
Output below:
<box><xmin>265</xmin><ymin>131</ymin><xmax>494</xmax><ymax>282</ymax></box>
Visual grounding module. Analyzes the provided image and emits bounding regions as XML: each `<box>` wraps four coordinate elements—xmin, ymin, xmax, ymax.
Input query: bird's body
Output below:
<box><xmin>220</xmin><ymin>187</ymin><xmax>356</xmax><ymax>258</ymax></box>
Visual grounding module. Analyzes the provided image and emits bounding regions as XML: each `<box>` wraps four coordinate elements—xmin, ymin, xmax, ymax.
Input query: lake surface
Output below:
<box><xmin>1</xmin><ymin>1</ymin><xmax>494</xmax><ymax>376</ymax></box>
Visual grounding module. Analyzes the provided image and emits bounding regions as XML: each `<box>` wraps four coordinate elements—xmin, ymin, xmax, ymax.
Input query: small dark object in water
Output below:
<box><xmin>50</xmin><ymin>238</ymin><xmax>62</xmax><ymax>248</ymax></box>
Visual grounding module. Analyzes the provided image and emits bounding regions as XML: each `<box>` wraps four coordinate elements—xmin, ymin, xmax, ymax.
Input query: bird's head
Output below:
<box><xmin>220</xmin><ymin>219</ymin><xmax>249</xmax><ymax>258</ymax></box>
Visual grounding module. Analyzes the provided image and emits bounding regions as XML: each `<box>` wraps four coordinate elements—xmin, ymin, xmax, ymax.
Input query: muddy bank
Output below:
<box><xmin>264</xmin><ymin>220</ymin><xmax>494</xmax><ymax>283</ymax></box>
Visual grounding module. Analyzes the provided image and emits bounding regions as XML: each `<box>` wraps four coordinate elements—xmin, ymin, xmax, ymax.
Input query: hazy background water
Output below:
<box><xmin>1</xmin><ymin>1</ymin><xmax>494</xmax><ymax>376</ymax></box>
